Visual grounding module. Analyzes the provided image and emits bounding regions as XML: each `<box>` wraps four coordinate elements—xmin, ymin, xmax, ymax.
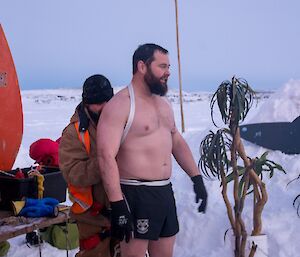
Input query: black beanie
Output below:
<box><xmin>82</xmin><ymin>74</ymin><xmax>114</xmax><ymax>104</ymax></box>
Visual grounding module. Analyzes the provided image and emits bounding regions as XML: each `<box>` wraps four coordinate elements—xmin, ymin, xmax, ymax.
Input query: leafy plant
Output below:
<box><xmin>286</xmin><ymin>174</ymin><xmax>300</xmax><ymax>216</ymax></box>
<box><xmin>199</xmin><ymin>76</ymin><xmax>285</xmax><ymax>257</ymax></box>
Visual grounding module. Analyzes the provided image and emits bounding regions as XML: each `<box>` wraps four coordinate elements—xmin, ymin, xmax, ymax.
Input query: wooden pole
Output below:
<box><xmin>174</xmin><ymin>0</ymin><xmax>185</xmax><ymax>133</ymax></box>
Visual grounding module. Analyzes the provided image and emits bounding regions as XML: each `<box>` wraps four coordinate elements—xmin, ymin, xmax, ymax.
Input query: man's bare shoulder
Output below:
<box><xmin>100</xmin><ymin>87</ymin><xmax>130</xmax><ymax>127</ymax></box>
<box><xmin>156</xmin><ymin>95</ymin><xmax>173</xmax><ymax>112</ymax></box>
<box><xmin>105</xmin><ymin>87</ymin><xmax>129</xmax><ymax>110</ymax></box>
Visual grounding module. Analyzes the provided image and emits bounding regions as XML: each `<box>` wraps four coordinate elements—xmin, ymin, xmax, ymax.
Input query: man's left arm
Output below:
<box><xmin>172</xmin><ymin>129</ymin><xmax>208</xmax><ymax>213</ymax></box>
<box><xmin>172</xmin><ymin>130</ymin><xmax>198</xmax><ymax>177</ymax></box>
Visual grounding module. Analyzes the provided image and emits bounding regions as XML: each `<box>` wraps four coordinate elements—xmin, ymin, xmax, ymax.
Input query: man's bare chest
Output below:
<box><xmin>130</xmin><ymin>100</ymin><xmax>173</xmax><ymax>137</ymax></box>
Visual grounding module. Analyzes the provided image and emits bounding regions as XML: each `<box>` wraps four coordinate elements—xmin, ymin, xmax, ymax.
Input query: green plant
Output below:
<box><xmin>286</xmin><ymin>174</ymin><xmax>300</xmax><ymax>216</ymax></box>
<box><xmin>199</xmin><ymin>76</ymin><xmax>285</xmax><ymax>257</ymax></box>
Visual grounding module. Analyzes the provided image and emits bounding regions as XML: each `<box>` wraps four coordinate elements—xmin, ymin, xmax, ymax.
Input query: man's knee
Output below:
<box><xmin>120</xmin><ymin>239</ymin><xmax>149</xmax><ymax>257</ymax></box>
<box><xmin>148</xmin><ymin>236</ymin><xmax>175</xmax><ymax>257</ymax></box>
<box><xmin>120</xmin><ymin>253</ymin><xmax>148</xmax><ymax>257</ymax></box>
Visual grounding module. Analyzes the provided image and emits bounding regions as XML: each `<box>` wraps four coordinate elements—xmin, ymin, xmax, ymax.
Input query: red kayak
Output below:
<box><xmin>0</xmin><ymin>24</ymin><xmax>23</xmax><ymax>170</ymax></box>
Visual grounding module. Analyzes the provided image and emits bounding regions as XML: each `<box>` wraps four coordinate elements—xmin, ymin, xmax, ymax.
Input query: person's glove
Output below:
<box><xmin>191</xmin><ymin>175</ymin><xmax>208</xmax><ymax>213</ymax></box>
<box><xmin>19</xmin><ymin>204</ymin><xmax>58</xmax><ymax>217</ymax></box>
<box><xmin>12</xmin><ymin>197</ymin><xmax>59</xmax><ymax>217</ymax></box>
<box><xmin>25</xmin><ymin>197</ymin><xmax>59</xmax><ymax>207</ymax></box>
<box><xmin>110</xmin><ymin>200</ymin><xmax>134</xmax><ymax>243</ymax></box>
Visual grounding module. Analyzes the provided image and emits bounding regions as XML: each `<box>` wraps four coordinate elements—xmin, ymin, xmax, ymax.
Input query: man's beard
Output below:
<box><xmin>144</xmin><ymin>67</ymin><xmax>168</xmax><ymax>96</ymax></box>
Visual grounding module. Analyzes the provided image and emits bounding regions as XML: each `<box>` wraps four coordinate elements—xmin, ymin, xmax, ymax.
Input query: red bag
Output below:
<box><xmin>29</xmin><ymin>139</ymin><xmax>59</xmax><ymax>167</ymax></box>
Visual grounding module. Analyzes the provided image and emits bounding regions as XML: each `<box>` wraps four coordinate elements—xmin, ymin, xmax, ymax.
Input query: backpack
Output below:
<box><xmin>41</xmin><ymin>222</ymin><xmax>79</xmax><ymax>250</ymax></box>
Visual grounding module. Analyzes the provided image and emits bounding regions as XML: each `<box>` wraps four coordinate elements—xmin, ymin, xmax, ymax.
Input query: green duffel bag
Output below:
<box><xmin>0</xmin><ymin>241</ymin><xmax>10</xmax><ymax>256</ymax></box>
<box><xmin>41</xmin><ymin>222</ymin><xmax>79</xmax><ymax>250</ymax></box>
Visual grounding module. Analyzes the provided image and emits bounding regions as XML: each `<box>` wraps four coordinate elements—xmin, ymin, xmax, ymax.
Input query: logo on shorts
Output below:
<box><xmin>136</xmin><ymin>219</ymin><xmax>149</xmax><ymax>234</ymax></box>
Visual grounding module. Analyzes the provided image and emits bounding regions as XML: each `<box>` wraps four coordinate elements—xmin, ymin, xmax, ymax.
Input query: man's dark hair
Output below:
<box><xmin>132</xmin><ymin>43</ymin><xmax>168</xmax><ymax>74</ymax></box>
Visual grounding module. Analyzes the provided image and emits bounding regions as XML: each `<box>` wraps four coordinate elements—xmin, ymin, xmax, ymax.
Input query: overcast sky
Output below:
<box><xmin>1</xmin><ymin>0</ymin><xmax>299</xmax><ymax>92</ymax></box>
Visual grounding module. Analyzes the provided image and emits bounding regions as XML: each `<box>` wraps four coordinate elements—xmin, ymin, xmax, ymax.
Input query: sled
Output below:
<box><xmin>0</xmin><ymin>207</ymin><xmax>70</xmax><ymax>242</ymax></box>
<box><xmin>0</xmin><ymin>24</ymin><xmax>23</xmax><ymax>170</ymax></box>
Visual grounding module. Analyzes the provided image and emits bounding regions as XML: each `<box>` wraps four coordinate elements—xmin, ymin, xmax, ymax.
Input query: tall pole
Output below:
<box><xmin>174</xmin><ymin>0</ymin><xmax>185</xmax><ymax>133</ymax></box>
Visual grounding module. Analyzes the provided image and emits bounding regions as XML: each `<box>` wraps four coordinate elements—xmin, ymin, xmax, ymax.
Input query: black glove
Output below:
<box><xmin>110</xmin><ymin>200</ymin><xmax>134</xmax><ymax>243</ymax></box>
<box><xmin>191</xmin><ymin>175</ymin><xmax>208</xmax><ymax>213</ymax></box>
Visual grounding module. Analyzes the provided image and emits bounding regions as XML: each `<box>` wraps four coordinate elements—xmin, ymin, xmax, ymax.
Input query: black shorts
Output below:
<box><xmin>121</xmin><ymin>181</ymin><xmax>179</xmax><ymax>240</ymax></box>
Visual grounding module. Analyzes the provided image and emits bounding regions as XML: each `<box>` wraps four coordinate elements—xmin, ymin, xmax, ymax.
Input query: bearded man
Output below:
<box><xmin>97</xmin><ymin>43</ymin><xmax>207</xmax><ymax>257</ymax></box>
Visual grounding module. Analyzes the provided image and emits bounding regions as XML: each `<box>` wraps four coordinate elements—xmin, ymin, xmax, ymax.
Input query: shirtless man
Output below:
<box><xmin>97</xmin><ymin>43</ymin><xmax>207</xmax><ymax>257</ymax></box>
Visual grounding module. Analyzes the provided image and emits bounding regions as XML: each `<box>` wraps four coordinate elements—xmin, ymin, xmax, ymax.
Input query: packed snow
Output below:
<box><xmin>5</xmin><ymin>80</ymin><xmax>300</xmax><ymax>257</ymax></box>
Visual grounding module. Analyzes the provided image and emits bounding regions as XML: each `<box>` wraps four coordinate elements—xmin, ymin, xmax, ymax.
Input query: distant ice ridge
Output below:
<box><xmin>21</xmin><ymin>89</ymin><xmax>82</xmax><ymax>104</ymax></box>
<box><xmin>248</xmin><ymin>79</ymin><xmax>300</xmax><ymax>123</ymax></box>
<box><xmin>21</xmin><ymin>87</ymin><xmax>273</xmax><ymax>104</ymax></box>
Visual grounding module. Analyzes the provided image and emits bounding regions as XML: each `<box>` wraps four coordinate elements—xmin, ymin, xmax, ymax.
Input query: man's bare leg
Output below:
<box><xmin>148</xmin><ymin>236</ymin><xmax>176</xmax><ymax>257</ymax></box>
<box><xmin>120</xmin><ymin>238</ymin><xmax>149</xmax><ymax>257</ymax></box>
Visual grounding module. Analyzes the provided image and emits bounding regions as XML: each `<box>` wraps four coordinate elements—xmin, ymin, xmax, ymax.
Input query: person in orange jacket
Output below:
<box><xmin>59</xmin><ymin>74</ymin><xmax>119</xmax><ymax>257</ymax></box>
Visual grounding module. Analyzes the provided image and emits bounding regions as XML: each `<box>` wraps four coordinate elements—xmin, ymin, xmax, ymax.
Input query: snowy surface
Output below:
<box><xmin>5</xmin><ymin>80</ymin><xmax>300</xmax><ymax>257</ymax></box>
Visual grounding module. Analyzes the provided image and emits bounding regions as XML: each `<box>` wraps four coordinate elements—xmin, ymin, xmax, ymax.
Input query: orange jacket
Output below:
<box><xmin>68</xmin><ymin>122</ymin><xmax>93</xmax><ymax>214</ymax></box>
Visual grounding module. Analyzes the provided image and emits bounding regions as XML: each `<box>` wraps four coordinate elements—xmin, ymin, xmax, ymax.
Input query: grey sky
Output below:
<box><xmin>1</xmin><ymin>0</ymin><xmax>299</xmax><ymax>91</ymax></box>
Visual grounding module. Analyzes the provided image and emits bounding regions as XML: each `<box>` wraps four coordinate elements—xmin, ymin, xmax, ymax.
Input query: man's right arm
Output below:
<box><xmin>96</xmin><ymin>94</ymin><xmax>128</xmax><ymax>202</ymax></box>
<box><xmin>97</xmin><ymin>95</ymin><xmax>134</xmax><ymax>242</ymax></box>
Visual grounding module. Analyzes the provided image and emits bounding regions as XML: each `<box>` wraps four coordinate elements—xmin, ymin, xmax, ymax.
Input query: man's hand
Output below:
<box><xmin>110</xmin><ymin>200</ymin><xmax>134</xmax><ymax>243</ymax></box>
<box><xmin>191</xmin><ymin>175</ymin><xmax>207</xmax><ymax>213</ymax></box>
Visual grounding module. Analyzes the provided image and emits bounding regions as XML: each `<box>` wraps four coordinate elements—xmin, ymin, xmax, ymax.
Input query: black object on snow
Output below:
<box><xmin>239</xmin><ymin>116</ymin><xmax>300</xmax><ymax>155</ymax></box>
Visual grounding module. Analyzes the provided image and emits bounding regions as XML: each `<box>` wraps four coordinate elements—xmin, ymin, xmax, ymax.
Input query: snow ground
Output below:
<box><xmin>5</xmin><ymin>80</ymin><xmax>300</xmax><ymax>257</ymax></box>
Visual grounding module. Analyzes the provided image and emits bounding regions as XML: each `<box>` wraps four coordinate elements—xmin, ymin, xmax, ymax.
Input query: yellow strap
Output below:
<box><xmin>28</xmin><ymin>169</ymin><xmax>44</xmax><ymax>199</ymax></box>
<box><xmin>37</xmin><ymin>174</ymin><xmax>45</xmax><ymax>199</ymax></box>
